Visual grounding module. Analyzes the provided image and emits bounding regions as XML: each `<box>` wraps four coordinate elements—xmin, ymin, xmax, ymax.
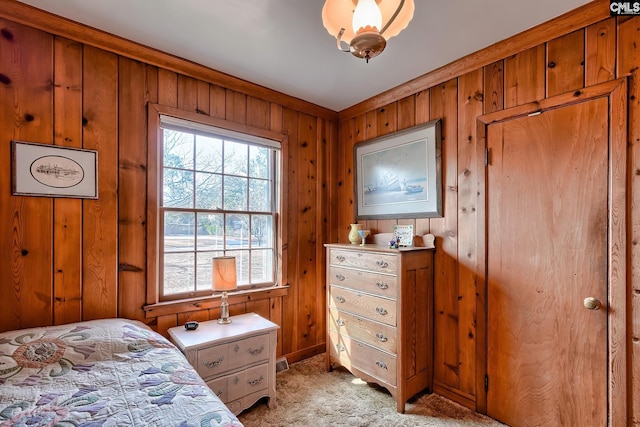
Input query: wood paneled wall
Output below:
<box><xmin>336</xmin><ymin>1</ymin><xmax>640</xmax><ymax>422</ymax></box>
<box><xmin>0</xmin><ymin>0</ymin><xmax>337</xmax><ymax>364</ymax></box>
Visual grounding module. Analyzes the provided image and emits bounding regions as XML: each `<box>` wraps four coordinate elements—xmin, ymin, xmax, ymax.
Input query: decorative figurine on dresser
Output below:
<box><xmin>325</xmin><ymin>232</ymin><xmax>435</xmax><ymax>413</ymax></box>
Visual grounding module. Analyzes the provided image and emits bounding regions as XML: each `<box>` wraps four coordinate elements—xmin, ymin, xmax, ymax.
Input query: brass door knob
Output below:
<box><xmin>583</xmin><ymin>297</ymin><xmax>602</xmax><ymax>310</ymax></box>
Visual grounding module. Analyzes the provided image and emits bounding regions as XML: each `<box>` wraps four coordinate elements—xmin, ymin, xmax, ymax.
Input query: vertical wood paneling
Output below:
<box><xmin>376</xmin><ymin>103</ymin><xmax>397</xmax><ymax>136</ymax></box>
<box><xmin>156</xmin><ymin>313</ymin><xmax>177</xmax><ymax>337</ymax></box>
<box><xmin>53</xmin><ymin>37</ymin><xmax>83</xmax><ymax>325</ymax></box>
<box><xmin>585</xmin><ymin>18</ymin><xmax>616</xmax><ymax>86</ymax></box>
<box><xmin>456</xmin><ymin>69</ymin><xmax>483</xmax><ymax>399</ymax></box>
<box><xmin>316</xmin><ymin>118</ymin><xmax>331</xmax><ymax>344</ymax></box>
<box><xmin>546</xmin><ymin>30</ymin><xmax>585</xmax><ymax>97</ymax></box>
<box><xmin>157</xmin><ymin>69</ymin><xmax>177</xmax><ymax>107</ymax></box>
<box><xmin>0</xmin><ymin>20</ymin><xmax>54</xmax><ymax>331</ymax></box>
<box><xmin>226</xmin><ymin>90</ymin><xmax>246</xmax><ymax>124</ymax></box>
<box><xmin>197</xmin><ymin>80</ymin><xmax>210</xmax><ymax>115</ymax></box>
<box><xmin>337</xmin><ymin>119</ymin><xmax>355</xmax><ymax>241</ymax></box>
<box><xmin>430</xmin><ymin>79</ymin><xmax>460</xmax><ymax>390</ymax></box>
<box><xmin>82</xmin><ymin>46</ymin><xmax>118</xmax><ymax>319</ymax></box>
<box><xmin>270</xmin><ymin>296</ymin><xmax>283</xmax><ymax>356</ymax></box>
<box><xmin>177</xmin><ymin>75</ymin><xmax>198</xmax><ymax>112</ymax></box>
<box><xmin>353</xmin><ymin>114</ymin><xmax>367</xmax><ymax>143</ymax></box>
<box><xmin>118</xmin><ymin>57</ymin><xmax>148</xmax><ymax>322</ymax></box>
<box><xmin>415</xmin><ymin>89</ymin><xmax>431</xmax><ymax>236</ymax></box>
<box><xmin>483</xmin><ymin>60</ymin><xmax>504</xmax><ymax>113</ymax></box>
<box><xmin>618</xmin><ymin>16</ymin><xmax>640</xmax><ymax>425</ymax></box>
<box><xmin>504</xmin><ymin>46</ymin><xmax>545</xmax><ymax>107</ymax></box>
<box><xmin>247</xmin><ymin>96</ymin><xmax>270</xmax><ymax>129</ymax></box>
<box><xmin>294</xmin><ymin>113</ymin><xmax>318</xmax><ymax>351</ymax></box>
<box><xmin>397</xmin><ymin>95</ymin><xmax>415</xmax><ymax>130</ymax></box>
<box><xmin>210</xmin><ymin>84</ymin><xmax>226</xmax><ymax>119</ymax></box>
<box><xmin>246</xmin><ymin>299</ymin><xmax>270</xmax><ymax>320</ymax></box>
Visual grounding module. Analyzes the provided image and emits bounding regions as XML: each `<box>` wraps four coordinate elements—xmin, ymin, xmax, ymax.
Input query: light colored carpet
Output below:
<box><xmin>238</xmin><ymin>353</ymin><xmax>505</xmax><ymax>427</ymax></box>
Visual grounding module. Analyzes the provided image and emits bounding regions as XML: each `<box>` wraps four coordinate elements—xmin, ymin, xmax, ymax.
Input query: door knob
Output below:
<box><xmin>583</xmin><ymin>297</ymin><xmax>602</xmax><ymax>310</ymax></box>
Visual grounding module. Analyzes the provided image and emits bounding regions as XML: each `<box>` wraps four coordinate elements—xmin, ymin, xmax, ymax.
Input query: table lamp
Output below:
<box><xmin>212</xmin><ymin>256</ymin><xmax>237</xmax><ymax>324</ymax></box>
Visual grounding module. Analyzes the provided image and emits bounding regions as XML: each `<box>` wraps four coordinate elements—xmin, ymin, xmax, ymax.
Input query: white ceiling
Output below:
<box><xmin>17</xmin><ymin>0</ymin><xmax>593</xmax><ymax>112</ymax></box>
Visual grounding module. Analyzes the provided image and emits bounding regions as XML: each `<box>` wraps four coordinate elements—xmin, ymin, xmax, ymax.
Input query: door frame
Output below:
<box><xmin>474</xmin><ymin>78</ymin><xmax>628</xmax><ymax>425</ymax></box>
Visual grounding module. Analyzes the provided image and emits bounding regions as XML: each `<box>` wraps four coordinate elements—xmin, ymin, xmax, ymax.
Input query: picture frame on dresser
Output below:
<box><xmin>354</xmin><ymin>119</ymin><xmax>442</xmax><ymax>219</ymax></box>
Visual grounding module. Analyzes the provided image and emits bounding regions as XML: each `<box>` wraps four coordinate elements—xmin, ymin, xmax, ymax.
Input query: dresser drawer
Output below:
<box><xmin>329</xmin><ymin>285</ymin><xmax>397</xmax><ymax>326</ymax></box>
<box><xmin>197</xmin><ymin>333</ymin><xmax>269</xmax><ymax>378</ymax></box>
<box><xmin>206</xmin><ymin>362</ymin><xmax>269</xmax><ymax>403</ymax></box>
<box><xmin>329</xmin><ymin>330</ymin><xmax>397</xmax><ymax>386</ymax></box>
<box><xmin>329</xmin><ymin>249</ymin><xmax>397</xmax><ymax>274</ymax></box>
<box><xmin>328</xmin><ymin>266</ymin><xmax>397</xmax><ymax>298</ymax></box>
<box><xmin>328</xmin><ymin>307</ymin><xmax>397</xmax><ymax>353</ymax></box>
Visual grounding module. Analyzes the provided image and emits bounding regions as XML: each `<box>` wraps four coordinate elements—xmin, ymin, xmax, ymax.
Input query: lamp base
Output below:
<box><xmin>217</xmin><ymin>317</ymin><xmax>232</xmax><ymax>324</ymax></box>
<box><xmin>217</xmin><ymin>291</ymin><xmax>232</xmax><ymax>324</ymax></box>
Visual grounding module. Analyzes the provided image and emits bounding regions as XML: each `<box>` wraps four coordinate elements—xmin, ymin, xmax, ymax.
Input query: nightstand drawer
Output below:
<box><xmin>197</xmin><ymin>345</ymin><xmax>230</xmax><ymax>377</ymax></box>
<box><xmin>328</xmin><ymin>307</ymin><xmax>397</xmax><ymax>353</ymax></box>
<box><xmin>329</xmin><ymin>330</ymin><xmax>397</xmax><ymax>386</ymax></box>
<box><xmin>329</xmin><ymin>285</ymin><xmax>397</xmax><ymax>326</ymax></box>
<box><xmin>329</xmin><ymin>248</ymin><xmax>397</xmax><ymax>274</ymax></box>
<box><xmin>227</xmin><ymin>363</ymin><xmax>269</xmax><ymax>401</ymax></box>
<box><xmin>328</xmin><ymin>266</ymin><xmax>397</xmax><ymax>298</ymax></box>
<box><xmin>228</xmin><ymin>334</ymin><xmax>270</xmax><ymax>370</ymax></box>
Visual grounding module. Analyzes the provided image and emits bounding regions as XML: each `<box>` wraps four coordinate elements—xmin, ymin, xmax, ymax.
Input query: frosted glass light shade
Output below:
<box><xmin>212</xmin><ymin>256</ymin><xmax>237</xmax><ymax>292</ymax></box>
<box><xmin>352</xmin><ymin>0</ymin><xmax>382</xmax><ymax>34</ymax></box>
<box><xmin>322</xmin><ymin>0</ymin><xmax>415</xmax><ymax>44</ymax></box>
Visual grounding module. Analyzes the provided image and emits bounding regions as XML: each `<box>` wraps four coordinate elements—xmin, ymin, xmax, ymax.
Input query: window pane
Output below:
<box><xmin>228</xmin><ymin>250</ymin><xmax>249</xmax><ymax>285</ymax></box>
<box><xmin>195</xmin><ymin>135</ymin><xmax>222</xmax><ymax>173</ymax></box>
<box><xmin>251</xmin><ymin>215</ymin><xmax>273</xmax><ymax>248</ymax></box>
<box><xmin>163</xmin><ymin>169</ymin><xmax>194</xmax><ymax>208</ymax></box>
<box><xmin>164</xmin><ymin>252</ymin><xmax>195</xmax><ymax>295</ymax></box>
<box><xmin>197</xmin><ymin>213</ymin><xmax>224</xmax><ymax>250</ymax></box>
<box><xmin>224</xmin><ymin>140</ymin><xmax>248</xmax><ymax>176</ymax></box>
<box><xmin>225</xmin><ymin>214</ymin><xmax>249</xmax><ymax>249</ymax></box>
<box><xmin>251</xmin><ymin>249</ymin><xmax>273</xmax><ymax>283</ymax></box>
<box><xmin>196</xmin><ymin>252</ymin><xmax>222</xmax><ymax>291</ymax></box>
<box><xmin>248</xmin><ymin>178</ymin><xmax>270</xmax><ymax>212</ymax></box>
<box><xmin>195</xmin><ymin>172</ymin><xmax>222</xmax><ymax>210</ymax></box>
<box><xmin>249</xmin><ymin>145</ymin><xmax>269</xmax><ymax>179</ymax></box>
<box><xmin>164</xmin><ymin>212</ymin><xmax>195</xmax><ymax>252</ymax></box>
<box><xmin>223</xmin><ymin>176</ymin><xmax>248</xmax><ymax>211</ymax></box>
<box><xmin>164</xmin><ymin>130</ymin><xmax>194</xmax><ymax>169</ymax></box>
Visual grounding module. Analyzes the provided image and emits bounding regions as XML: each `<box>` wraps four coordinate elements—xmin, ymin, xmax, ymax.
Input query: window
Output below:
<box><xmin>158</xmin><ymin>114</ymin><xmax>281</xmax><ymax>301</ymax></box>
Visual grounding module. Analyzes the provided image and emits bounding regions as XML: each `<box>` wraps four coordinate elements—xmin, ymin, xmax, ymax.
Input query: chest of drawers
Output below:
<box><xmin>168</xmin><ymin>313</ymin><xmax>279</xmax><ymax>415</ymax></box>
<box><xmin>325</xmin><ymin>242</ymin><xmax>434</xmax><ymax>413</ymax></box>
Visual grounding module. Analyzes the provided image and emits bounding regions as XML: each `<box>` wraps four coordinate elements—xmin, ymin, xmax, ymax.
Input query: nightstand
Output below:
<box><xmin>168</xmin><ymin>313</ymin><xmax>279</xmax><ymax>415</ymax></box>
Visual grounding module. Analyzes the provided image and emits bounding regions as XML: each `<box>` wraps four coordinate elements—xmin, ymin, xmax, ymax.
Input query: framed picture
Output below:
<box><xmin>354</xmin><ymin>119</ymin><xmax>442</xmax><ymax>219</ymax></box>
<box><xmin>11</xmin><ymin>140</ymin><xmax>98</xmax><ymax>199</ymax></box>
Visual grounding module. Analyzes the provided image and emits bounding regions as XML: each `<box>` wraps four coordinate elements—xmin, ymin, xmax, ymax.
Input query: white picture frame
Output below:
<box><xmin>11</xmin><ymin>140</ymin><xmax>98</xmax><ymax>199</ymax></box>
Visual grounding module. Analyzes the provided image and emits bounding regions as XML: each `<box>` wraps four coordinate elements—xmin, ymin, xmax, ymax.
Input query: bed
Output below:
<box><xmin>0</xmin><ymin>318</ymin><xmax>243</xmax><ymax>426</ymax></box>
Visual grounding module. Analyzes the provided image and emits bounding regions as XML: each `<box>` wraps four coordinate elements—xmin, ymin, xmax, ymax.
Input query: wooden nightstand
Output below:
<box><xmin>168</xmin><ymin>313</ymin><xmax>279</xmax><ymax>415</ymax></box>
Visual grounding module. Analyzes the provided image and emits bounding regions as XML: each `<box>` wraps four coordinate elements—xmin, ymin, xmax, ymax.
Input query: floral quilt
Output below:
<box><xmin>0</xmin><ymin>318</ymin><xmax>243</xmax><ymax>427</ymax></box>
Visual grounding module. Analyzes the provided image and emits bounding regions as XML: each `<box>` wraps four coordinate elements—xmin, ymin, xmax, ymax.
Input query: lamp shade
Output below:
<box><xmin>322</xmin><ymin>0</ymin><xmax>415</xmax><ymax>45</ymax></box>
<box><xmin>212</xmin><ymin>256</ymin><xmax>237</xmax><ymax>292</ymax></box>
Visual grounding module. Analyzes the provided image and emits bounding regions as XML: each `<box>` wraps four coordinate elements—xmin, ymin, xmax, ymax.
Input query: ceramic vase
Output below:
<box><xmin>348</xmin><ymin>223</ymin><xmax>362</xmax><ymax>245</ymax></box>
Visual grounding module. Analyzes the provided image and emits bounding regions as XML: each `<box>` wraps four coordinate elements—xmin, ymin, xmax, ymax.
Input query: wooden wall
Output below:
<box><xmin>0</xmin><ymin>0</ymin><xmax>337</xmax><ymax>363</ymax></box>
<box><xmin>336</xmin><ymin>0</ymin><xmax>640</xmax><ymax>422</ymax></box>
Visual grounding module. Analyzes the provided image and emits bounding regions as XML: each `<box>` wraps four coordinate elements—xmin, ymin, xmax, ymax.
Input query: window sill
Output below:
<box><xmin>143</xmin><ymin>285</ymin><xmax>289</xmax><ymax>318</ymax></box>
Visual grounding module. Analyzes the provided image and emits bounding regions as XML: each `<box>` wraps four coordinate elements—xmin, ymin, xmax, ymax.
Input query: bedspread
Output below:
<box><xmin>0</xmin><ymin>318</ymin><xmax>243</xmax><ymax>426</ymax></box>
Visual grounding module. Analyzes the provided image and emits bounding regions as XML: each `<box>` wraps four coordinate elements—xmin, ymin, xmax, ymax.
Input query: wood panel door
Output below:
<box><xmin>480</xmin><ymin>80</ymin><xmax>628</xmax><ymax>426</ymax></box>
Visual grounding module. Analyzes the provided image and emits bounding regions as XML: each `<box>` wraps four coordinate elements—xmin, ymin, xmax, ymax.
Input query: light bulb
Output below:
<box><xmin>352</xmin><ymin>0</ymin><xmax>382</xmax><ymax>35</ymax></box>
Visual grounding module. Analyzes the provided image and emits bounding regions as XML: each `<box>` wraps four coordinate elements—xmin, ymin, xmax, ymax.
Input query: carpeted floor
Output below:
<box><xmin>238</xmin><ymin>353</ymin><xmax>506</xmax><ymax>427</ymax></box>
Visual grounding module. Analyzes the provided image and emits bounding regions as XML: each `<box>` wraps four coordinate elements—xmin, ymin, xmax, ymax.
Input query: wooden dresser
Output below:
<box><xmin>325</xmin><ymin>242</ymin><xmax>434</xmax><ymax>413</ymax></box>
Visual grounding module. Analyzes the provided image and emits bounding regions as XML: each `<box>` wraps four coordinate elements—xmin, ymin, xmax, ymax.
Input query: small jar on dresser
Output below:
<box><xmin>325</xmin><ymin>240</ymin><xmax>435</xmax><ymax>413</ymax></box>
<box><xmin>168</xmin><ymin>313</ymin><xmax>279</xmax><ymax>415</ymax></box>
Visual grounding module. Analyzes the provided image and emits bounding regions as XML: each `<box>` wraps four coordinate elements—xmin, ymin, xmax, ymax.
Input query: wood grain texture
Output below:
<box><xmin>585</xmin><ymin>18</ymin><xmax>616</xmax><ymax>86</ymax></box>
<box><xmin>504</xmin><ymin>46</ymin><xmax>545</xmax><ymax>108</ymax></box>
<box><xmin>0</xmin><ymin>19</ymin><xmax>54</xmax><ymax>331</ymax></box>
<box><xmin>82</xmin><ymin>45</ymin><xmax>118</xmax><ymax>319</ymax></box>
<box><xmin>483</xmin><ymin>60</ymin><xmax>504</xmax><ymax>113</ymax></box>
<box><xmin>53</xmin><ymin>36</ymin><xmax>83</xmax><ymax>325</ymax></box>
<box><xmin>546</xmin><ymin>29</ymin><xmax>585</xmax><ymax>97</ymax></box>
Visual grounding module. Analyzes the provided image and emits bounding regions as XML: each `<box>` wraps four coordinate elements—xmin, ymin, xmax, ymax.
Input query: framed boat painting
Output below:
<box><xmin>11</xmin><ymin>140</ymin><xmax>98</xmax><ymax>199</ymax></box>
<box><xmin>354</xmin><ymin>119</ymin><xmax>442</xmax><ymax>219</ymax></box>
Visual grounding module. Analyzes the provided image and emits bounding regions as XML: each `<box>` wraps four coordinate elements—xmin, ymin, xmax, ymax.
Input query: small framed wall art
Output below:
<box><xmin>354</xmin><ymin>119</ymin><xmax>442</xmax><ymax>219</ymax></box>
<box><xmin>11</xmin><ymin>140</ymin><xmax>98</xmax><ymax>199</ymax></box>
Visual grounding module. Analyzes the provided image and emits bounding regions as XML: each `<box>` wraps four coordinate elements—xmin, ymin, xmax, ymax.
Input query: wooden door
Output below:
<box><xmin>485</xmin><ymin>98</ymin><xmax>609</xmax><ymax>426</ymax></box>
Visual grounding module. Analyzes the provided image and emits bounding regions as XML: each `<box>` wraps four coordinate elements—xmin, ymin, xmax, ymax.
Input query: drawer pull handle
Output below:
<box><xmin>376</xmin><ymin>260</ymin><xmax>389</xmax><ymax>268</ymax></box>
<box><xmin>336</xmin><ymin>296</ymin><xmax>346</xmax><ymax>303</ymax></box>
<box><xmin>376</xmin><ymin>333</ymin><xmax>388</xmax><ymax>342</ymax></box>
<box><xmin>336</xmin><ymin>255</ymin><xmax>346</xmax><ymax>262</ymax></box>
<box><xmin>234</xmin><ymin>344</ymin><xmax>240</xmax><ymax>353</ymax></box>
<box><xmin>376</xmin><ymin>307</ymin><xmax>388</xmax><ymax>315</ymax></box>
<box><xmin>233</xmin><ymin>377</ymin><xmax>239</xmax><ymax>385</ymax></box>
<box><xmin>336</xmin><ymin>344</ymin><xmax>346</xmax><ymax>352</ymax></box>
<box><xmin>337</xmin><ymin>319</ymin><xmax>345</xmax><ymax>326</ymax></box>
<box><xmin>335</xmin><ymin>274</ymin><xmax>345</xmax><ymax>281</ymax></box>
<box><xmin>203</xmin><ymin>356</ymin><xmax>224</xmax><ymax>368</ymax></box>
<box><xmin>376</xmin><ymin>281</ymin><xmax>389</xmax><ymax>290</ymax></box>
<box><xmin>248</xmin><ymin>375</ymin><xmax>264</xmax><ymax>386</ymax></box>
<box><xmin>376</xmin><ymin>361</ymin><xmax>388</xmax><ymax>370</ymax></box>
<box><xmin>216</xmin><ymin>390</ymin><xmax>224</xmax><ymax>397</ymax></box>
<box><xmin>248</xmin><ymin>345</ymin><xmax>265</xmax><ymax>355</ymax></box>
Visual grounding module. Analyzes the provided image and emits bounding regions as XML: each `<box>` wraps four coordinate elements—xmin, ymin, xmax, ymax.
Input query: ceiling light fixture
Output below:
<box><xmin>322</xmin><ymin>0</ymin><xmax>415</xmax><ymax>63</ymax></box>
